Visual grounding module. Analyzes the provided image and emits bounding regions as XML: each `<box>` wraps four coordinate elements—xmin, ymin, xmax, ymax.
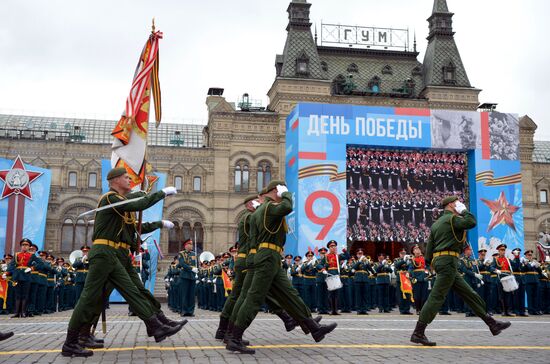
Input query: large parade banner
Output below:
<box><xmin>101</xmin><ymin>160</ymin><xmax>165</xmax><ymax>302</ymax></box>
<box><xmin>0</xmin><ymin>156</ymin><xmax>51</xmax><ymax>257</ymax></box>
<box><xmin>285</xmin><ymin>103</ymin><xmax>522</xmax><ymax>257</ymax></box>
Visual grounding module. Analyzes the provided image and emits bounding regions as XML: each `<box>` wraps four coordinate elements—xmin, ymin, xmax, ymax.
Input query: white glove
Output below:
<box><xmin>474</xmin><ymin>273</ymin><xmax>483</xmax><ymax>280</ymax></box>
<box><xmin>162</xmin><ymin>186</ymin><xmax>177</xmax><ymax>196</ymax></box>
<box><xmin>164</xmin><ymin>278</ymin><xmax>169</xmax><ymax>283</ymax></box>
<box><xmin>276</xmin><ymin>184</ymin><xmax>288</xmax><ymax>197</ymax></box>
<box><xmin>520</xmin><ymin>257</ymin><xmax>528</xmax><ymax>264</ymax></box>
<box><xmin>251</xmin><ymin>200</ymin><xmax>260</xmax><ymax>209</ymax></box>
<box><xmin>495</xmin><ymin>269</ymin><xmax>501</xmax><ymax>275</ymax></box>
<box><xmin>25</xmin><ymin>268</ymin><xmax>31</xmax><ymax>273</ymax></box>
<box><xmin>162</xmin><ymin>220</ymin><xmax>175</xmax><ymax>229</ymax></box>
<box><xmin>192</xmin><ymin>267</ymin><xmax>199</xmax><ymax>274</ymax></box>
<box><xmin>1</xmin><ymin>274</ymin><xmax>6</xmax><ymax>279</ymax></box>
<box><xmin>351</xmin><ymin>269</ymin><xmax>356</xmax><ymax>273</ymax></box>
<box><xmin>454</xmin><ymin>201</ymin><xmax>467</xmax><ymax>214</ymax></box>
<box><xmin>322</xmin><ymin>270</ymin><xmax>328</xmax><ymax>275</ymax></box>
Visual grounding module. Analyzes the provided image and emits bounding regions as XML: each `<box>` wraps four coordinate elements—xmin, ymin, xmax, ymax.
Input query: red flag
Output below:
<box><xmin>399</xmin><ymin>271</ymin><xmax>414</xmax><ymax>302</ymax></box>
<box><xmin>222</xmin><ymin>270</ymin><xmax>232</xmax><ymax>297</ymax></box>
<box><xmin>0</xmin><ymin>278</ymin><xmax>8</xmax><ymax>309</ymax></box>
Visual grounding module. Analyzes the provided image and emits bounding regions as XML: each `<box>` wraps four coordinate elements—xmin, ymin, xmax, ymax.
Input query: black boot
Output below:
<box><xmin>481</xmin><ymin>315</ymin><xmax>511</xmax><ymax>336</ymax></box>
<box><xmin>0</xmin><ymin>331</ymin><xmax>14</xmax><ymax>341</ymax></box>
<box><xmin>144</xmin><ymin>315</ymin><xmax>183</xmax><ymax>343</ymax></box>
<box><xmin>158</xmin><ymin>311</ymin><xmax>188</xmax><ymax>329</ymax></box>
<box><xmin>298</xmin><ymin>316</ymin><xmax>322</xmax><ymax>335</ymax></box>
<box><xmin>410</xmin><ymin>321</ymin><xmax>436</xmax><ymax>346</ymax></box>
<box><xmin>276</xmin><ymin>311</ymin><xmax>298</xmax><ymax>332</ymax></box>
<box><xmin>215</xmin><ymin>316</ymin><xmax>229</xmax><ymax>340</ymax></box>
<box><xmin>61</xmin><ymin>329</ymin><xmax>93</xmax><ymax>357</ymax></box>
<box><xmin>89</xmin><ymin>333</ymin><xmax>104</xmax><ymax>344</ymax></box>
<box><xmin>225</xmin><ymin>325</ymin><xmax>255</xmax><ymax>354</ymax></box>
<box><xmin>224</xmin><ymin>321</ymin><xmax>250</xmax><ymax>345</ymax></box>
<box><xmin>11</xmin><ymin>299</ymin><xmax>21</xmax><ymax>318</ymax></box>
<box><xmin>78</xmin><ymin>325</ymin><xmax>104</xmax><ymax>349</ymax></box>
<box><xmin>303</xmin><ymin>317</ymin><xmax>337</xmax><ymax>342</ymax></box>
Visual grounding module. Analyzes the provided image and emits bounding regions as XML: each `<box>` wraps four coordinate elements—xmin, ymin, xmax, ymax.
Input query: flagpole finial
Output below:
<box><xmin>152</xmin><ymin>18</ymin><xmax>156</xmax><ymax>32</ymax></box>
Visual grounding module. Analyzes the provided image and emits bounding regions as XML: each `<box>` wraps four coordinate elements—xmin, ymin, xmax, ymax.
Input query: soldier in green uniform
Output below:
<box><xmin>410</xmin><ymin>196</ymin><xmax>511</xmax><ymax>346</ymax></box>
<box><xmin>27</xmin><ymin>244</ymin><xmax>43</xmax><ymax>316</ymax></box>
<box><xmin>61</xmin><ymin>168</ymin><xmax>184</xmax><ymax>357</ymax></box>
<box><xmin>178</xmin><ymin>239</ymin><xmax>198</xmax><ymax>316</ymax></box>
<box><xmin>316</xmin><ymin>247</ymin><xmax>329</xmax><ymax>314</ymax></box>
<box><xmin>45</xmin><ymin>254</ymin><xmax>56</xmax><ymax>313</ymax></box>
<box><xmin>220</xmin><ymin>194</ymin><xmax>301</xmax><ymax>345</ymax></box>
<box><xmin>72</xmin><ymin>245</ymin><xmax>90</xmax><ymax>303</ymax></box>
<box><xmin>301</xmin><ymin>251</ymin><xmax>318</xmax><ymax>311</ymax></box>
<box><xmin>290</xmin><ymin>255</ymin><xmax>304</xmax><ymax>299</ymax></box>
<box><xmin>375</xmin><ymin>253</ymin><xmax>392</xmax><ymax>313</ymax></box>
<box><xmin>36</xmin><ymin>251</ymin><xmax>50</xmax><ymax>315</ymax></box>
<box><xmin>352</xmin><ymin>249</ymin><xmax>373</xmax><ymax>314</ymax></box>
<box><xmin>459</xmin><ymin>246</ymin><xmax>482</xmax><ymax>317</ymax></box>
<box><xmin>228</xmin><ymin>181</ymin><xmax>337</xmax><ymax>354</ymax></box>
<box><xmin>339</xmin><ymin>257</ymin><xmax>353</xmax><ymax>313</ymax></box>
<box><xmin>54</xmin><ymin>257</ymin><xmax>67</xmax><ymax>311</ymax></box>
<box><xmin>394</xmin><ymin>249</ymin><xmax>413</xmax><ymax>315</ymax></box>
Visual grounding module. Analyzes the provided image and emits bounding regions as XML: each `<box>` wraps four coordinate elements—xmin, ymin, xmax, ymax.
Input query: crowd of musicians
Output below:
<box><xmin>165</xmin><ymin>242</ymin><xmax>550</xmax><ymax>317</ymax></box>
<box><xmin>0</xmin><ymin>239</ymin><xmax>151</xmax><ymax>317</ymax></box>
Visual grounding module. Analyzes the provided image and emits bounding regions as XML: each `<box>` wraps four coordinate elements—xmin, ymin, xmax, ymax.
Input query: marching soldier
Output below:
<box><xmin>411</xmin><ymin>196</ymin><xmax>511</xmax><ymax>346</ymax></box>
<box><xmin>61</xmin><ymin>168</ymin><xmax>183</xmax><ymax>357</ymax></box>
<box><xmin>228</xmin><ymin>181</ymin><xmax>337</xmax><ymax>354</ymax></box>
<box><xmin>7</xmin><ymin>238</ymin><xmax>42</xmax><ymax>318</ymax></box>
<box><xmin>178</xmin><ymin>239</ymin><xmax>198</xmax><ymax>317</ymax></box>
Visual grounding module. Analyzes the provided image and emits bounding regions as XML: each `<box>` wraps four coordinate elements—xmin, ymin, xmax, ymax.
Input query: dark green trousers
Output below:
<box><xmin>221</xmin><ymin>258</ymin><xmax>245</xmax><ymax>320</ymax></box>
<box><xmin>68</xmin><ymin>245</ymin><xmax>155</xmax><ymax>330</ymax></box>
<box><xmin>419</xmin><ymin>256</ymin><xmax>486</xmax><ymax>324</ymax></box>
<box><xmin>235</xmin><ymin>249</ymin><xmax>311</xmax><ymax>330</ymax></box>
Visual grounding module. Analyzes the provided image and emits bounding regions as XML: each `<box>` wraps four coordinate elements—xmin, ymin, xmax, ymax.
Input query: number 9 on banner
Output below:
<box><xmin>304</xmin><ymin>190</ymin><xmax>340</xmax><ymax>240</ymax></box>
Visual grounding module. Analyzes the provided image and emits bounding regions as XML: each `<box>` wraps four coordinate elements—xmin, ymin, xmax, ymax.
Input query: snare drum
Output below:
<box><xmin>500</xmin><ymin>275</ymin><xmax>518</xmax><ymax>292</ymax></box>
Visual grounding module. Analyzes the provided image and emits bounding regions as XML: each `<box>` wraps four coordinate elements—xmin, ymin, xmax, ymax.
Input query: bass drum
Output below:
<box><xmin>500</xmin><ymin>275</ymin><xmax>518</xmax><ymax>292</ymax></box>
<box><xmin>326</xmin><ymin>274</ymin><xmax>343</xmax><ymax>291</ymax></box>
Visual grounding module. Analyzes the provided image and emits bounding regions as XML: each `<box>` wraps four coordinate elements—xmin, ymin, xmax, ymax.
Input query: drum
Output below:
<box><xmin>326</xmin><ymin>274</ymin><xmax>343</xmax><ymax>291</ymax></box>
<box><xmin>500</xmin><ymin>275</ymin><xmax>518</xmax><ymax>292</ymax></box>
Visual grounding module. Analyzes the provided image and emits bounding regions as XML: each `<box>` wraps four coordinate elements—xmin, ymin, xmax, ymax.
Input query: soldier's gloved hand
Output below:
<box><xmin>164</xmin><ymin>278</ymin><xmax>169</xmax><ymax>282</ymax></box>
<box><xmin>474</xmin><ymin>273</ymin><xmax>483</xmax><ymax>280</ymax></box>
<box><xmin>251</xmin><ymin>200</ymin><xmax>260</xmax><ymax>209</ymax></box>
<box><xmin>1</xmin><ymin>274</ymin><xmax>6</xmax><ymax>279</ymax></box>
<box><xmin>322</xmin><ymin>270</ymin><xmax>328</xmax><ymax>275</ymax></box>
<box><xmin>454</xmin><ymin>201</ymin><xmax>467</xmax><ymax>214</ymax></box>
<box><xmin>192</xmin><ymin>267</ymin><xmax>199</xmax><ymax>274</ymax></box>
<box><xmin>24</xmin><ymin>268</ymin><xmax>31</xmax><ymax>273</ymax></box>
<box><xmin>162</xmin><ymin>220</ymin><xmax>175</xmax><ymax>229</ymax></box>
<box><xmin>495</xmin><ymin>269</ymin><xmax>502</xmax><ymax>275</ymax></box>
<box><xmin>162</xmin><ymin>186</ymin><xmax>177</xmax><ymax>196</ymax></box>
<box><xmin>276</xmin><ymin>184</ymin><xmax>288</xmax><ymax>197</ymax></box>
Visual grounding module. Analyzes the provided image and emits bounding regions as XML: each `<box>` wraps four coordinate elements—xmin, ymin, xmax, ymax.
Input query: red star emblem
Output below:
<box><xmin>481</xmin><ymin>191</ymin><xmax>519</xmax><ymax>232</ymax></box>
<box><xmin>0</xmin><ymin>155</ymin><xmax>43</xmax><ymax>200</ymax></box>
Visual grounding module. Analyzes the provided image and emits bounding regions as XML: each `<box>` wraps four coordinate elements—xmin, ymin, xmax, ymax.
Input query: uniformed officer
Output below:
<box><xmin>27</xmin><ymin>244</ymin><xmax>42</xmax><ymax>316</ymax></box>
<box><xmin>322</xmin><ymin>240</ymin><xmax>349</xmax><ymax>315</ymax></box>
<box><xmin>339</xmin><ymin>258</ymin><xmax>353</xmax><ymax>313</ymax></box>
<box><xmin>352</xmin><ymin>249</ymin><xmax>372</xmax><ymax>314</ymax></box>
<box><xmin>394</xmin><ymin>249</ymin><xmax>413</xmax><ymax>315</ymax></box>
<box><xmin>410</xmin><ymin>245</ymin><xmax>429</xmax><ymax>314</ymax></box>
<box><xmin>178</xmin><ymin>239</ymin><xmax>198</xmax><ymax>316</ymax></box>
<box><xmin>301</xmin><ymin>251</ymin><xmax>318</xmax><ymax>311</ymax></box>
<box><xmin>476</xmin><ymin>249</ymin><xmax>494</xmax><ymax>315</ymax></box>
<box><xmin>522</xmin><ymin>250</ymin><xmax>541</xmax><ymax>315</ymax></box>
<box><xmin>375</xmin><ymin>253</ymin><xmax>392</xmax><ymax>313</ymax></box>
<box><xmin>411</xmin><ymin>196</ymin><xmax>511</xmax><ymax>346</ymax></box>
<box><xmin>35</xmin><ymin>250</ymin><xmax>50</xmax><ymax>315</ymax></box>
<box><xmin>316</xmin><ymin>247</ymin><xmax>329</xmax><ymax>314</ymax></box>
<box><xmin>509</xmin><ymin>248</ymin><xmax>527</xmax><ymax>316</ymax></box>
<box><xmin>45</xmin><ymin>254</ymin><xmax>56</xmax><ymax>313</ymax></box>
<box><xmin>538</xmin><ymin>261</ymin><xmax>550</xmax><ymax>314</ymax></box>
<box><xmin>291</xmin><ymin>256</ymin><xmax>304</xmax><ymax>299</ymax></box>
<box><xmin>7</xmin><ymin>238</ymin><xmax>42</xmax><ymax>318</ymax></box>
<box><xmin>72</xmin><ymin>245</ymin><xmax>90</xmax><ymax>303</ymax></box>
<box><xmin>61</xmin><ymin>167</ymin><xmax>183</xmax><ymax>357</ymax></box>
<box><xmin>459</xmin><ymin>246</ymin><xmax>481</xmax><ymax>317</ymax></box>
<box><xmin>228</xmin><ymin>181</ymin><xmax>337</xmax><ymax>354</ymax></box>
<box><xmin>491</xmin><ymin>244</ymin><xmax>514</xmax><ymax>316</ymax></box>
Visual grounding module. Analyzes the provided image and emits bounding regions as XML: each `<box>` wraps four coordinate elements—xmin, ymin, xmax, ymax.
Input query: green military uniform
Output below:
<box><xmin>394</xmin><ymin>256</ymin><xmax>412</xmax><ymax>314</ymax></box>
<box><xmin>301</xmin><ymin>256</ymin><xmax>318</xmax><ymax>311</ymax></box>
<box><xmin>419</xmin><ymin>208</ymin><xmax>484</xmax><ymax>324</ymax></box>
<box><xmin>352</xmin><ymin>257</ymin><xmax>372</xmax><ymax>314</ymax></box>
<box><xmin>177</xmin><ymin>246</ymin><xmax>197</xmax><ymax>315</ymax></box>
<box><xmin>67</xmin><ymin>188</ymin><xmax>166</xmax><ymax>331</ymax></box>
<box><xmin>234</xmin><ymin>189</ymin><xmax>311</xmax><ymax>330</ymax></box>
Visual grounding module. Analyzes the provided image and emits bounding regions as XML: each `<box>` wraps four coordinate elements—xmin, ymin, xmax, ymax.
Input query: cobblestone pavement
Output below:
<box><xmin>0</xmin><ymin>304</ymin><xmax>549</xmax><ymax>363</ymax></box>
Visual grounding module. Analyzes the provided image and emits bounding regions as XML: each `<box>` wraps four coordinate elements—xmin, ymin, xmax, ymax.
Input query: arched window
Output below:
<box><xmin>68</xmin><ymin>171</ymin><xmax>77</xmax><ymax>187</ymax></box>
<box><xmin>382</xmin><ymin>65</ymin><xmax>393</xmax><ymax>75</ymax></box>
<box><xmin>88</xmin><ymin>172</ymin><xmax>97</xmax><ymax>188</ymax></box>
<box><xmin>443</xmin><ymin>61</ymin><xmax>456</xmax><ymax>84</ymax></box>
<box><xmin>193</xmin><ymin>176</ymin><xmax>201</xmax><ymax>192</ymax></box>
<box><xmin>174</xmin><ymin>176</ymin><xmax>183</xmax><ymax>191</ymax></box>
<box><xmin>540</xmin><ymin>189</ymin><xmax>548</xmax><ymax>204</ymax></box>
<box><xmin>234</xmin><ymin>161</ymin><xmax>249</xmax><ymax>192</ymax></box>
<box><xmin>182</xmin><ymin>222</ymin><xmax>192</xmax><ymax>242</ymax></box>
<box><xmin>168</xmin><ymin>221</ymin><xmax>181</xmax><ymax>254</ymax></box>
<box><xmin>257</xmin><ymin>161</ymin><xmax>272</xmax><ymax>192</ymax></box>
<box><xmin>60</xmin><ymin>213</ymin><xmax>94</xmax><ymax>253</ymax></box>
<box><xmin>347</xmin><ymin>63</ymin><xmax>358</xmax><ymax>73</ymax></box>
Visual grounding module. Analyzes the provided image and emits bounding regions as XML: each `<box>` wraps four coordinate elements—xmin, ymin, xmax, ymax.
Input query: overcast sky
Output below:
<box><xmin>1</xmin><ymin>0</ymin><xmax>549</xmax><ymax>139</ymax></box>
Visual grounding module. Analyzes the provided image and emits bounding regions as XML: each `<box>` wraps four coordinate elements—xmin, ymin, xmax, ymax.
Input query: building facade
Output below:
<box><xmin>1</xmin><ymin>0</ymin><xmax>549</xmax><ymax>260</ymax></box>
